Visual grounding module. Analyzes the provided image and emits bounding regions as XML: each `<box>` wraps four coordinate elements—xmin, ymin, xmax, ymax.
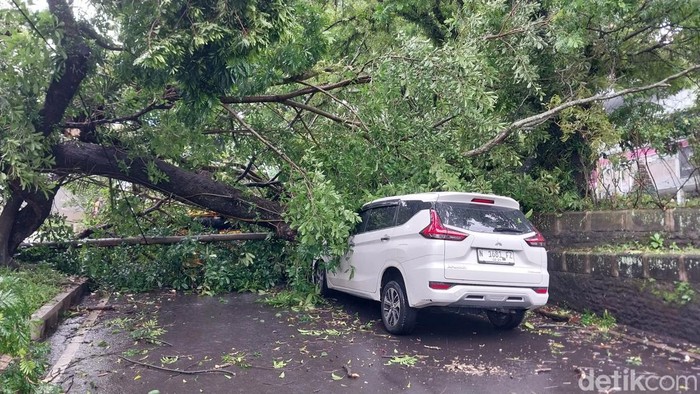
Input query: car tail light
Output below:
<box><xmin>471</xmin><ymin>198</ymin><xmax>494</xmax><ymax>204</ymax></box>
<box><xmin>429</xmin><ymin>281</ymin><xmax>454</xmax><ymax>290</ymax></box>
<box><xmin>525</xmin><ymin>231</ymin><xmax>546</xmax><ymax>247</ymax></box>
<box><xmin>420</xmin><ymin>210</ymin><xmax>468</xmax><ymax>241</ymax></box>
<box><xmin>533</xmin><ymin>287</ymin><xmax>548</xmax><ymax>294</ymax></box>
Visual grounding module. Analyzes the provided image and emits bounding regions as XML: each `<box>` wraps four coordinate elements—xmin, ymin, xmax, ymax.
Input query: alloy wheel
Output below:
<box><xmin>383</xmin><ymin>287</ymin><xmax>401</xmax><ymax>327</ymax></box>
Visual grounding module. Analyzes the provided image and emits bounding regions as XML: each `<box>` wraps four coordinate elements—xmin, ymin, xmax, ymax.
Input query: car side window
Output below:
<box><xmin>364</xmin><ymin>205</ymin><xmax>397</xmax><ymax>232</ymax></box>
<box><xmin>352</xmin><ymin>209</ymin><xmax>370</xmax><ymax>235</ymax></box>
<box><xmin>396</xmin><ymin>200</ymin><xmax>431</xmax><ymax>226</ymax></box>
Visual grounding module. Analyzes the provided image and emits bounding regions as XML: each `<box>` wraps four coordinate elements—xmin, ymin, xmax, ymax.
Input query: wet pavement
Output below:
<box><xmin>46</xmin><ymin>290</ymin><xmax>700</xmax><ymax>393</ymax></box>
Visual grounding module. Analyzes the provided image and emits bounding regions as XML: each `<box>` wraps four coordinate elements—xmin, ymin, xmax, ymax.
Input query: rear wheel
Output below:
<box><xmin>313</xmin><ymin>262</ymin><xmax>330</xmax><ymax>296</ymax></box>
<box><xmin>381</xmin><ymin>280</ymin><xmax>417</xmax><ymax>335</ymax></box>
<box><xmin>486</xmin><ymin>310</ymin><xmax>526</xmax><ymax>330</ymax></box>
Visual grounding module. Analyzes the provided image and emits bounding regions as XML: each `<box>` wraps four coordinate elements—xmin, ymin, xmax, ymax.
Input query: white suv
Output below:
<box><xmin>316</xmin><ymin>192</ymin><xmax>549</xmax><ymax>335</ymax></box>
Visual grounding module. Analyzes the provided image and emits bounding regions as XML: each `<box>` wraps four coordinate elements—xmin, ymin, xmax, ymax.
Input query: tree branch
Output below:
<box><xmin>77</xmin><ymin>197</ymin><xmax>169</xmax><ymax>239</ymax></box>
<box><xmin>37</xmin><ymin>0</ymin><xmax>91</xmax><ymax>136</ymax></box>
<box><xmin>51</xmin><ymin>142</ymin><xmax>295</xmax><ymax>239</ymax></box>
<box><xmin>463</xmin><ymin>64</ymin><xmax>700</xmax><ymax>157</ymax></box>
<box><xmin>220</xmin><ymin>76</ymin><xmax>371</xmax><ymax>104</ymax></box>
<box><xmin>281</xmin><ymin>99</ymin><xmax>361</xmax><ymax>126</ymax></box>
<box><xmin>63</xmin><ymin>100</ymin><xmax>174</xmax><ymax>129</ymax></box>
<box><xmin>296</xmin><ymin>80</ymin><xmax>369</xmax><ymax>131</ymax></box>
<box><xmin>78</xmin><ymin>22</ymin><xmax>123</xmax><ymax>51</ymax></box>
<box><xmin>119</xmin><ymin>357</ymin><xmax>235</xmax><ymax>376</ymax></box>
<box><xmin>220</xmin><ymin>104</ymin><xmax>308</xmax><ymax>179</ymax></box>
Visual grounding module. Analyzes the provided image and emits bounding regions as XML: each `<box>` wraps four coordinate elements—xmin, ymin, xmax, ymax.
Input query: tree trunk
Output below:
<box><xmin>52</xmin><ymin>142</ymin><xmax>295</xmax><ymax>239</ymax></box>
<box><xmin>0</xmin><ymin>0</ymin><xmax>91</xmax><ymax>267</ymax></box>
<box><xmin>0</xmin><ymin>194</ymin><xmax>24</xmax><ymax>268</ymax></box>
<box><xmin>0</xmin><ymin>185</ymin><xmax>60</xmax><ymax>267</ymax></box>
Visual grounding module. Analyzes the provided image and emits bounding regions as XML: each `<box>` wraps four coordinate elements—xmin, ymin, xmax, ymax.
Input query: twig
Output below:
<box><xmin>296</xmin><ymin>80</ymin><xmax>370</xmax><ymax>132</ymax></box>
<box><xmin>220</xmin><ymin>104</ymin><xmax>312</xmax><ymax>195</ymax></box>
<box><xmin>149</xmin><ymin>338</ymin><xmax>174</xmax><ymax>347</ymax></box>
<box><xmin>63</xmin><ymin>101</ymin><xmax>173</xmax><ymax>129</ymax></box>
<box><xmin>281</xmin><ymin>99</ymin><xmax>361</xmax><ymax>127</ymax></box>
<box><xmin>220</xmin><ymin>76</ymin><xmax>371</xmax><ymax>104</ymax></box>
<box><xmin>119</xmin><ymin>356</ymin><xmax>235</xmax><ymax>376</ymax></box>
<box><xmin>235</xmin><ymin>155</ymin><xmax>257</xmax><ymax>182</ymax></box>
<box><xmin>533</xmin><ymin>309</ymin><xmax>571</xmax><ymax>322</ymax></box>
<box><xmin>73</xmin><ymin>305</ymin><xmax>115</xmax><ymax>311</ymax></box>
<box><xmin>342</xmin><ymin>364</ymin><xmax>359</xmax><ymax>378</ymax></box>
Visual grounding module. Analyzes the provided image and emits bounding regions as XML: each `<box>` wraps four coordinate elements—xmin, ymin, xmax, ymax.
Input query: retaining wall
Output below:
<box><xmin>548</xmin><ymin>251</ymin><xmax>700</xmax><ymax>344</ymax></box>
<box><xmin>533</xmin><ymin>208</ymin><xmax>700</xmax><ymax>247</ymax></box>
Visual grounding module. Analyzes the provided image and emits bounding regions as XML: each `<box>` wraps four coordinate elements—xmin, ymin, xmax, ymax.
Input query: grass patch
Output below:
<box><xmin>0</xmin><ymin>264</ymin><xmax>65</xmax><ymax>314</ymax></box>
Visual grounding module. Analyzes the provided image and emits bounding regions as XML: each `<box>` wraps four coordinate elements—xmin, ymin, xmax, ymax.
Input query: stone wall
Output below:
<box><xmin>548</xmin><ymin>251</ymin><xmax>700</xmax><ymax>344</ymax></box>
<box><xmin>533</xmin><ymin>208</ymin><xmax>700</xmax><ymax>247</ymax></box>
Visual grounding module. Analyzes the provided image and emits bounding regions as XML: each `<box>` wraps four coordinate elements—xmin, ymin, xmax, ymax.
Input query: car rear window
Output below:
<box><xmin>436</xmin><ymin>202</ymin><xmax>534</xmax><ymax>234</ymax></box>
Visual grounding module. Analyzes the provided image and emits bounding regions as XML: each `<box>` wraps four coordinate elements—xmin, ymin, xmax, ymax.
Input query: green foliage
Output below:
<box><xmin>648</xmin><ymin>233</ymin><xmax>665</xmax><ymax>250</ymax></box>
<box><xmin>57</xmin><ymin>239</ymin><xmax>287</xmax><ymax>294</ymax></box>
<box><xmin>0</xmin><ymin>265</ymin><xmax>63</xmax><ymax>319</ymax></box>
<box><xmin>626</xmin><ymin>355</ymin><xmax>643</xmax><ymax>366</ymax></box>
<box><xmin>645</xmin><ymin>279</ymin><xmax>696</xmax><ymax>306</ymax></box>
<box><xmin>580</xmin><ymin>309</ymin><xmax>617</xmax><ymax>332</ymax></box>
<box><xmin>0</xmin><ymin>5</ymin><xmax>58</xmax><ymax>195</ymax></box>
<box><xmin>384</xmin><ymin>354</ymin><xmax>418</xmax><ymax>367</ymax></box>
<box><xmin>130</xmin><ymin>318</ymin><xmax>166</xmax><ymax>344</ymax></box>
<box><xmin>262</xmin><ymin>289</ymin><xmax>322</xmax><ymax>312</ymax></box>
<box><xmin>0</xmin><ymin>266</ymin><xmax>64</xmax><ymax>393</ymax></box>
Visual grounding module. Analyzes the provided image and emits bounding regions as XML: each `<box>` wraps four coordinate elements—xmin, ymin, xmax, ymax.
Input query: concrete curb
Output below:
<box><xmin>29</xmin><ymin>278</ymin><xmax>89</xmax><ymax>341</ymax></box>
<box><xmin>1</xmin><ymin>278</ymin><xmax>89</xmax><ymax>373</ymax></box>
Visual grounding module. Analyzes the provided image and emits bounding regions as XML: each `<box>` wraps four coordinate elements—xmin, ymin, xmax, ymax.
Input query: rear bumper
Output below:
<box><xmin>409</xmin><ymin>283</ymin><xmax>549</xmax><ymax>309</ymax></box>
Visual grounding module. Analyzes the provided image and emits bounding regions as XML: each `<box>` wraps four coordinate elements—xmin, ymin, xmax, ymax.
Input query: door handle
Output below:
<box><xmin>380</xmin><ymin>235</ymin><xmax>391</xmax><ymax>241</ymax></box>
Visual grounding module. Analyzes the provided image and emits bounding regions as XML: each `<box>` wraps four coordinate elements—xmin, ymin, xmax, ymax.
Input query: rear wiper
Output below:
<box><xmin>493</xmin><ymin>227</ymin><xmax>523</xmax><ymax>233</ymax></box>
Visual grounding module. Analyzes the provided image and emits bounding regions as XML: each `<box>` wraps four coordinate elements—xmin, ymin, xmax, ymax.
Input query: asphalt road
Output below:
<box><xmin>46</xmin><ymin>290</ymin><xmax>700</xmax><ymax>393</ymax></box>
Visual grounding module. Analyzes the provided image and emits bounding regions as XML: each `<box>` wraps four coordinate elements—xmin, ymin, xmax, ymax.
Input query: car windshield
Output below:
<box><xmin>436</xmin><ymin>202</ymin><xmax>534</xmax><ymax>234</ymax></box>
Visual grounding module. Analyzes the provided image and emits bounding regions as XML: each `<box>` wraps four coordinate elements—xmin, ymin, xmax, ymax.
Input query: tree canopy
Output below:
<box><xmin>1</xmin><ymin>0</ymin><xmax>699</xmax><ymax>268</ymax></box>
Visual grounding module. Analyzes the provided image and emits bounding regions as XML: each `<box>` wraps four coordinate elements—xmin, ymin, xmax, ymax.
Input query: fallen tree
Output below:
<box><xmin>2</xmin><ymin>0</ymin><xmax>699</xmax><ymax>269</ymax></box>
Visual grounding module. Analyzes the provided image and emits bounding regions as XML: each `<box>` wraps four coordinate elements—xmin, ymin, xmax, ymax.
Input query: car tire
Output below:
<box><xmin>381</xmin><ymin>280</ymin><xmax>417</xmax><ymax>335</ymax></box>
<box><xmin>486</xmin><ymin>310</ymin><xmax>526</xmax><ymax>330</ymax></box>
<box><xmin>313</xmin><ymin>261</ymin><xmax>330</xmax><ymax>297</ymax></box>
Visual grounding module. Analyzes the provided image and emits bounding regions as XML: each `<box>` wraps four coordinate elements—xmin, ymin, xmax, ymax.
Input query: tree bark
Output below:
<box><xmin>0</xmin><ymin>0</ymin><xmax>90</xmax><ymax>267</ymax></box>
<box><xmin>23</xmin><ymin>232</ymin><xmax>270</xmax><ymax>248</ymax></box>
<box><xmin>0</xmin><ymin>194</ymin><xmax>23</xmax><ymax>268</ymax></box>
<box><xmin>52</xmin><ymin>142</ymin><xmax>295</xmax><ymax>239</ymax></box>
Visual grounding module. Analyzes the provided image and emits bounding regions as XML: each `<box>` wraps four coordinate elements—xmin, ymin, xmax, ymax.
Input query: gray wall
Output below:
<box><xmin>534</xmin><ymin>210</ymin><xmax>700</xmax><ymax>344</ymax></box>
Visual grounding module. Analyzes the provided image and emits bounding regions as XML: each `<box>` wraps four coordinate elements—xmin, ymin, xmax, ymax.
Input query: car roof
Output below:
<box><xmin>365</xmin><ymin>192</ymin><xmax>520</xmax><ymax>210</ymax></box>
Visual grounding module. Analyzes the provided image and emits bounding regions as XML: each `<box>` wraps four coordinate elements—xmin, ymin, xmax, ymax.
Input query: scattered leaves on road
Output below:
<box><xmin>443</xmin><ymin>359</ymin><xmax>506</xmax><ymax>376</ymax></box>
<box><xmin>384</xmin><ymin>355</ymin><xmax>418</xmax><ymax>367</ymax></box>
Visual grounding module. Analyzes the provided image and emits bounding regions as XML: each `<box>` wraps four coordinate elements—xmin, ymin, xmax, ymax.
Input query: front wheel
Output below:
<box><xmin>381</xmin><ymin>280</ymin><xmax>417</xmax><ymax>335</ymax></box>
<box><xmin>486</xmin><ymin>310</ymin><xmax>526</xmax><ymax>330</ymax></box>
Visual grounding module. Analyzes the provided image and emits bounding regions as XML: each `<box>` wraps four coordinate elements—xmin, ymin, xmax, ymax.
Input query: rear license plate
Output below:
<box><xmin>477</xmin><ymin>249</ymin><xmax>515</xmax><ymax>265</ymax></box>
